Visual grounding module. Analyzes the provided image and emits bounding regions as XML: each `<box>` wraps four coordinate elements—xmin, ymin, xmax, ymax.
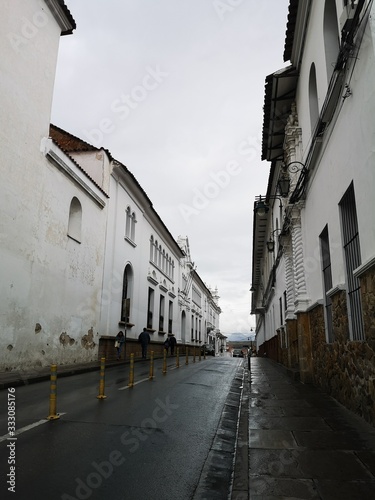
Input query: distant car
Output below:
<box><xmin>232</xmin><ymin>348</ymin><xmax>243</xmax><ymax>357</ymax></box>
<box><xmin>201</xmin><ymin>344</ymin><xmax>215</xmax><ymax>356</ymax></box>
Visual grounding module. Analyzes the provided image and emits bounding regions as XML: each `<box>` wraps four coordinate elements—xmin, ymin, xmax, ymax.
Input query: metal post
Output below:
<box><xmin>162</xmin><ymin>349</ymin><xmax>167</xmax><ymax>375</ymax></box>
<box><xmin>203</xmin><ymin>347</ymin><xmax>206</xmax><ymax>360</ymax></box>
<box><xmin>97</xmin><ymin>357</ymin><xmax>107</xmax><ymax>399</ymax></box>
<box><xmin>193</xmin><ymin>346</ymin><xmax>196</xmax><ymax>363</ymax></box>
<box><xmin>176</xmin><ymin>347</ymin><xmax>180</xmax><ymax>368</ymax></box>
<box><xmin>185</xmin><ymin>347</ymin><xmax>189</xmax><ymax>365</ymax></box>
<box><xmin>47</xmin><ymin>365</ymin><xmax>60</xmax><ymax>420</ymax></box>
<box><xmin>149</xmin><ymin>351</ymin><xmax>154</xmax><ymax>380</ymax></box>
<box><xmin>199</xmin><ymin>347</ymin><xmax>201</xmax><ymax>362</ymax></box>
<box><xmin>128</xmin><ymin>353</ymin><xmax>134</xmax><ymax>388</ymax></box>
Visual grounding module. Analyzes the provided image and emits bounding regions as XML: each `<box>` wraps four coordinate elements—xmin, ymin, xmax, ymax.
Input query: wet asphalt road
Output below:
<box><xmin>0</xmin><ymin>355</ymin><xmax>243</xmax><ymax>500</ymax></box>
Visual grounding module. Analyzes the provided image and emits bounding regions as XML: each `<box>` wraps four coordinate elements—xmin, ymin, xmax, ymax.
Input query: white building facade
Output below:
<box><xmin>0</xmin><ymin>1</ymin><xmax>109</xmax><ymax>370</ymax></box>
<box><xmin>0</xmin><ymin>0</ymin><xmax>221</xmax><ymax>371</ymax></box>
<box><xmin>252</xmin><ymin>0</ymin><xmax>375</xmax><ymax>425</ymax></box>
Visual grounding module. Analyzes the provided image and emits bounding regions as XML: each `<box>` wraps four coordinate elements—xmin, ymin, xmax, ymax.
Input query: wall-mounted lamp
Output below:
<box><xmin>266</xmin><ymin>239</ymin><xmax>275</xmax><ymax>252</ymax></box>
<box><xmin>250</xmin><ymin>285</ymin><xmax>256</xmax><ymax>292</ymax></box>
<box><xmin>254</xmin><ymin>195</ymin><xmax>283</xmax><ymax>217</ymax></box>
<box><xmin>277</xmin><ymin>161</ymin><xmax>307</xmax><ymax>198</ymax></box>
<box><xmin>277</xmin><ymin>174</ymin><xmax>290</xmax><ymax>198</ymax></box>
<box><xmin>266</xmin><ymin>228</ymin><xmax>282</xmax><ymax>253</ymax></box>
<box><xmin>254</xmin><ymin>197</ymin><xmax>269</xmax><ymax>216</ymax></box>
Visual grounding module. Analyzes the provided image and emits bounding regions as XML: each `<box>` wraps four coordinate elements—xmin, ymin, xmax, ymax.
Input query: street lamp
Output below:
<box><xmin>277</xmin><ymin>161</ymin><xmax>307</xmax><ymax>198</ymax></box>
<box><xmin>254</xmin><ymin>195</ymin><xmax>283</xmax><ymax>217</ymax></box>
<box><xmin>266</xmin><ymin>228</ymin><xmax>282</xmax><ymax>253</ymax></box>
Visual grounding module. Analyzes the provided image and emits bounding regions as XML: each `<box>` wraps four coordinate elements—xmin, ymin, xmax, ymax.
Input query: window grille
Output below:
<box><xmin>339</xmin><ymin>183</ymin><xmax>364</xmax><ymax>341</ymax></box>
<box><xmin>320</xmin><ymin>226</ymin><xmax>334</xmax><ymax>342</ymax></box>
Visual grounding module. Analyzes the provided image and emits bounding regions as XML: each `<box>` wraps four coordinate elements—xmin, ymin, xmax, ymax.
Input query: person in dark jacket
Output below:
<box><xmin>163</xmin><ymin>337</ymin><xmax>170</xmax><ymax>355</ymax></box>
<box><xmin>168</xmin><ymin>334</ymin><xmax>177</xmax><ymax>356</ymax></box>
<box><xmin>138</xmin><ymin>328</ymin><xmax>151</xmax><ymax>359</ymax></box>
<box><xmin>115</xmin><ymin>331</ymin><xmax>125</xmax><ymax>360</ymax></box>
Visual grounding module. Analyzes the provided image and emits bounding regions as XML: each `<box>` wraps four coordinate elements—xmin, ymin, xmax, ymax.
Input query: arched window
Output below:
<box><xmin>68</xmin><ymin>197</ymin><xmax>82</xmax><ymax>243</ymax></box>
<box><xmin>181</xmin><ymin>311</ymin><xmax>186</xmax><ymax>343</ymax></box>
<box><xmin>158</xmin><ymin>245</ymin><xmax>162</xmax><ymax>268</ymax></box>
<box><xmin>324</xmin><ymin>0</ymin><xmax>339</xmax><ymax>82</ymax></box>
<box><xmin>150</xmin><ymin>236</ymin><xmax>154</xmax><ymax>261</ymax></box>
<box><xmin>125</xmin><ymin>206</ymin><xmax>131</xmax><ymax>238</ymax></box>
<box><xmin>154</xmin><ymin>240</ymin><xmax>158</xmax><ymax>263</ymax></box>
<box><xmin>162</xmin><ymin>250</ymin><xmax>166</xmax><ymax>272</ymax></box>
<box><xmin>131</xmin><ymin>211</ymin><xmax>136</xmax><ymax>241</ymax></box>
<box><xmin>309</xmin><ymin>63</ymin><xmax>319</xmax><ymax>135</ymax></box>
<box><xmin>121</xmin><ymin>264</ymin><xmax>133</xmax><ymax>323</ymax></box>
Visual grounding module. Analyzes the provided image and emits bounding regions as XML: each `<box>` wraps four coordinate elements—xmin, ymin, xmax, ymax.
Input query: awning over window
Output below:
<box><xmin>261</xmin><ymin>65</ymin><xmax>298</xmax><ymax>162</ymax></box>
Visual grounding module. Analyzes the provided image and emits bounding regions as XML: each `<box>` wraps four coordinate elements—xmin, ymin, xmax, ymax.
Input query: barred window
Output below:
<box><xmin>339</xmin><ymin>183</ymin><xmax>364</xmax><ymax>341</ymax></box>
<box><xmin>320</xmin><ymin>225</ymin><xmax>334</xmax><ymax>342</ymax></box>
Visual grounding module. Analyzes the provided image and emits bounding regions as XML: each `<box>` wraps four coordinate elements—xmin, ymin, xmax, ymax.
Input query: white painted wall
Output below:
<box><xmin>296</xmin><ymin>1</ymin><xmax>375</xmax><ymax>304</ymax></box>
<box><xmin>0</xmin><ymin>1</ymin><xmax>109</xmax><ymax>370</ymax></box>
<box><xmin>254</xmin><ymin>1</ymin><xmax>375</xmax><ymax>347</ymax></box>
<box><xmin>99</xmin><ymin>166</ymin><xmax>185</xmax><ymax>343</ymax></box>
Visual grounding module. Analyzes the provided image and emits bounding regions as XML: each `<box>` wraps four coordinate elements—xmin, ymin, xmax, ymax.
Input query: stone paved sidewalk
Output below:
<box><xmin>242</xmin><ymin>357</ymin><xmax>375</xmax><ymax>500</ymax></box>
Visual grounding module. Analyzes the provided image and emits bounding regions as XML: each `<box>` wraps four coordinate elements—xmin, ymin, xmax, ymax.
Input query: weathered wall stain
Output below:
<box><xmin>81</xmin><ymin>328</ymin><xmax>96</xmax><ymax>350</ymax></box>
<box><xmin>59</xmin><ymin>332</ymin><xmax>75</xmax><ymax>347</ymax></box>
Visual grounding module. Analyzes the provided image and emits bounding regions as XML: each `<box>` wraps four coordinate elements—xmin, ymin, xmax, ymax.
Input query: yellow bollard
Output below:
<box><xmin>193</xmin><ymin>346</ymin><xmax>196</xmax><ymax>363</ymax></box>
<box><xmin>162</xmin><ymin>348</ymin><xmax>167</xmax><ymax>375</ymax></box>
<box><xmin>185</xmin><ymin>347</ymin><xmax>189</xmax><ymax>365</ymax></box>
<box><xmin>47</xmin><ymin>364</ymin><xmax>60</xmax><ymax>420</ymax></box>
<box><xmin>149</xmin><ymin>351</ymin><xmax>154</xmax><ymax>380</ymax></box>
<box><xmin>176</xmin><ymin>348</ymin><xmax>180</xmax><ymax>368</ymax></box>
<box><xmin>97</xmin><ymin>357</ymin><xmax>107</xmax><ymax>399</ymax></box>
<box><xmin>128</xmin><ymin>353</ymin><xmax>134</xmax><ymax>388</ymax></box>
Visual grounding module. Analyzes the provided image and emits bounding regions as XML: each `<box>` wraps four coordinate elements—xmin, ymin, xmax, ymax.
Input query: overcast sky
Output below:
<box><xmin>51</xmin><ymin>0</ymin><xmax>290</xmax><ymax>338</ymax></box>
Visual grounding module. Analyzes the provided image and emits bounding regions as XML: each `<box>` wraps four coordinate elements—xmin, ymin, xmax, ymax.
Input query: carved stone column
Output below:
<box><xmin>282</xmin><ymin>237</ymin><xmax>296</xmax><ymax>320</ymax></box>
<box><xmin>290</xmin><ymin>206</ymin><xmax>309</xmax><ymax>312</ymax></box>
<box><xmin>284</xmin><ymin>102</ymin><xmax>302</xmax><ymax>165</ymax></box>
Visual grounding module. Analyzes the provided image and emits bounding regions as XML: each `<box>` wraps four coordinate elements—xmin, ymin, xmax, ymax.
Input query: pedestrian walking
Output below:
<box><xmin>168</xmin><ymin>334</ymin><xmax>177</xmax><ymax>355</ymax></box>
<box><xmin>138</xmin><ymin>328</ymin><xmax>151</xmax><ymax>359</ymax></box>
<box><xmin>163</xmin><ymin>336</ymin><xmax>170</xmax><ymax>355</ymax></box>
<box><xmin>115</xmin><ymin>331</ymin><xmax>125</xmax><ymax>360</ymax></box>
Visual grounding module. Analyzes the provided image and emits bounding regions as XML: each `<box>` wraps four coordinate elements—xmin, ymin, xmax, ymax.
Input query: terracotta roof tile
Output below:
<box><xmin>49</xmin><ymin>124</ymin><xmax>97</xmax><ymax>152</ymax></box>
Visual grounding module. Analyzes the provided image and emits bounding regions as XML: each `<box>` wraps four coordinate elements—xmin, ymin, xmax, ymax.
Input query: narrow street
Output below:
<box><xmin>0</xmin><ymin>355</ymin><xmax>244</xmax><ymax>500</ymax></box>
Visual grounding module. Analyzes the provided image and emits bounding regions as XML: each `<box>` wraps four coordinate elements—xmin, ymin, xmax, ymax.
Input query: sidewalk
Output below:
<box><xmin>241</xmin><ymin>357</ymin><xmax>375</xmax><ymax>500</ymax></box>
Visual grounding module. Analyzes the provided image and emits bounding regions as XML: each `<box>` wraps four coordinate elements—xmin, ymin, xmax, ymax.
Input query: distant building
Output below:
<box><xmin>177</xmin><ymin>237</ymin><xmax>222</xmax><ymax>350</ymax></box>
<box><xmin>251</xmin><ymin>0</ymin><xmax>375</xmax><ymax>425</ymax></box>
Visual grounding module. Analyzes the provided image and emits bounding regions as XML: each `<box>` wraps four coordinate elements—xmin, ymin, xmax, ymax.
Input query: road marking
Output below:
<box><xmin>0</xmin><ymin>413</ymin><xmax>67</xmax><ymax>443</ymax></box>
<box><xmin>118</xmin><ymin>365</ymin><xmax>179</xmax><ymax>390</ymax></box>
<box><xmin>118</xmin><ymin>377</ymin><xmax>149</xmax><ymax>390</ymax></box>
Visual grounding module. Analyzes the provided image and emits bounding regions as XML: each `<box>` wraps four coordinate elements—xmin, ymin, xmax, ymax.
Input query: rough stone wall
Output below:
<box><xmin>313</xmin><ymin>339</ymin><xmax>375</xmax><ymax>426</ymax></box>
<box><xmin>286</xmin><ymin>319</ymin><xmax>299</xmax><ymax>369</ymax></box>
<box><xmin>331</xmin><ymin>289</ymin><xmax>349</xmax><ymax>343</ymax></box>
<box><xmin>309</xmin><ymin>304</ymin><xmax>326</xmax><ymax>384</ymax></box>
<box><xmin>360</xmin><ymin>266</ymin><xmax>375</xmax><ymax>346</ymax></box>
<box><xmin>257</xmin><ymin>335</ymin><xmax>279</xmax><ymax>361</ymax></box>
<box><xmin>308</xmin><ymin>291</ymin><xmax>375</xmax><ymax>427</ymax></box>
<box><xmin>297</xmin><ymin>312</ymin><xmax>313</xmax><ymax>383</ymax></box>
